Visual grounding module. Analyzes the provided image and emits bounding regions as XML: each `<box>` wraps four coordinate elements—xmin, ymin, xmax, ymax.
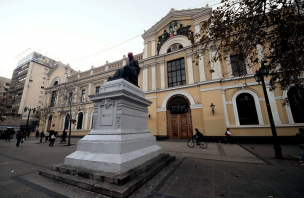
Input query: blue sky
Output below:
<box><xmin>0</xmin><ymin>0</ymin><xmax>220</xmax><ymax>79</ymax></box>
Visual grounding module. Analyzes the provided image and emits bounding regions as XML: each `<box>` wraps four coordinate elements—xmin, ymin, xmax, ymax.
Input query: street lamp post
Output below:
<box><xmin>24</xmin><ymin>107</ymin><xmax>36</xmax><ymax>141</ymax></box>
<box><xmin>254</xmin><ymin>61</ymin><xmax>283</xmax><ymax>159</ymax></box>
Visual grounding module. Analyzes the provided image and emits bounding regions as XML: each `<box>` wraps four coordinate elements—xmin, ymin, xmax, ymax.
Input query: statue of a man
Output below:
<box><xmin>108</xmin><ymin>52</ymin><xmax>141</xmax><ymax>86</ymax></box>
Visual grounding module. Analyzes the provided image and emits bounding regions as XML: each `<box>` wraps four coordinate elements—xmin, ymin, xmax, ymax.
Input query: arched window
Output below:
<box><xmin>64</xmin><ymin>113</ymin><xmax>69</xmax><ymax>130</ymax></box>
<box><xmin>53</xmin><ymin>81</ymin><xmax>58</xmax><ymax>86</ymax></box>
<box><xmin>77</xmin><ymin>112</ymin><xmax>83</xmax><ymax>129</ymax></box>
<box><xmin>236</xmin><ymin>93</ymin><xmax>259</xmax><ymax>125</ymax></box>
<box><xmin>287</xmin><ymin>87</ymin><xmax>304</xmax><ymax>123</ymax></box>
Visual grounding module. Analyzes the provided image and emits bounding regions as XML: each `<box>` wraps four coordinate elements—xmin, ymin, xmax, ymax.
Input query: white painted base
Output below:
<box><xmin>63</xmin><ymin>79</ymin><xmax>162</xmax><ymax>174</ymax></box>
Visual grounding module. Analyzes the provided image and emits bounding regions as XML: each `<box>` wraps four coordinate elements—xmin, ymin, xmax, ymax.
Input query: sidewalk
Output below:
<box><xmin>0</xmin><ymin>138</ymin><xmax>303</xmax><ymax>198</ymax></box>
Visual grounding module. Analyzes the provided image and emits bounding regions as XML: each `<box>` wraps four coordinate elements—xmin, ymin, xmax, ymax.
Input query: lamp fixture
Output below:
<box><xmin>210</xmin><ymin>103</ymin><xmax>215</xmax><ymax>116</ymax></box>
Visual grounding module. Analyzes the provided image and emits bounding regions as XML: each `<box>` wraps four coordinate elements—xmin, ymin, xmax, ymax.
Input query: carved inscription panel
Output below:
<box><xmin>100</xmin><ymin>99</ymin><xmax>115</xmax><ymax>126</ymax></box>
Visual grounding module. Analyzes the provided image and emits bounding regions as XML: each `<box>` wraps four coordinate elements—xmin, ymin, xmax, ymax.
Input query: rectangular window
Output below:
<box><xmin>40</xmin><ymin>91</ymin><xmax>43</xmax><ymax>94</ymax></box>
<box><xmin>39</xmin><ymin>96</ymin><xmax>42</xmax><ymax>98</ymax></box>
<box><xmin>5</xmin><ymin>83</ymin><xmax>10</xmax><ymax>86</ymax></box>
<box><xmin>230</xmin><ymin>55</ymin><xmax>247</xmax><ymax>77</ymax></box>
<box><xmin>41</xmin><ymin>86</ymin><xmax>44</xmax><ymax>89</ymax></box>
<box><xmin>43</xmin><ymin>77</ymin><xmax>46</xmax><ymax>80</ymax></box>
<box><xmin>95</xmin><ymin>86</ymin><xmax>100</xmax><ymax>94</ymax></box>
<box><xmin>39</xmin><ymin>101</ymin><xmax>42</xmax><ymax>103</ymax></box>
<box><xmin>42</xmin><ymin>82</ymin><xmax>45</xmax><ymax>84</ymax></box>
<box><xmin>81</xmin><ymin>90</ymin><xmax>86</xmax><ymax>102</ymax></box>
<box><xmin>167</xmin><ymin>58</ymin><xmax>186</xmax><ymax>88</ymax></box>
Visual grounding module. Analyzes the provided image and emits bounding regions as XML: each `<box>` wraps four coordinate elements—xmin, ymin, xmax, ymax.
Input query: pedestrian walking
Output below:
<box><xmin>5</xmin><ymin>130</ymin><xmax>10</xmax><ymax>142</ymax></box>
<box><xmin>0</xmin><ymin>130</ymin><xmax>3</xmax><ymax>140</ymax></box>
<box><xmin>16</xmin><ymin>130</ymin><xmax>24</xmax><ymax>147</ymax></box>
<box><xmin>49</xmin><ymin>131</ymin><xmax>56</xmax><ymax>146</ymax></box>
<box><xmin>295</xmin><ymin>128</ymin><xmax>304</xmax><ymax>165</ymax></box>
<box><xmin>40</xmin><ymin>131</ymin><xmax>45</xmax><ymax>143</ymax></box>
<box><xmin>10</xmin><ymin>129</ymin><xmax>15</xmax><ymax>139</ymax></box>
<box><xmin>225</xmin><ymin>128</ymin><xmax>232</xmax><ymax>144</ymax></box>
<box><xmin>44</xmin><ymin>131</ymin><xmax>49</xmax><ymax>142</ymax></box>
<box><xmin>36</xmin><ymin>130</ymin><xmax>39</xmax><ymax>138</ymax></box>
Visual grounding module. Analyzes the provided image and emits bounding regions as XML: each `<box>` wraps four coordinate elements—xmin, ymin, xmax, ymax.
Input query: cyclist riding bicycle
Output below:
<box><xmin>193</xmin><ymin>128</ymin><xmax>203</xmax><ymax>145</ymax></box>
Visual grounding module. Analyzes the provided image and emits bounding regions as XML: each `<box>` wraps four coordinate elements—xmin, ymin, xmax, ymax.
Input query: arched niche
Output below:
<box><xmin>159</xmin><ymin>35</ymin><xmax>192</xmax><ymax>55</ymax></box>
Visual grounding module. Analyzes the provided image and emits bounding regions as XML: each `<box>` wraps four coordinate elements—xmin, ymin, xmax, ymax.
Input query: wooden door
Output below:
<box><xmin>168</xmin><ymin>112</ymin><xmax>192</xmax><ymax>139</ymax></box>
<box><xmin>47</xmin><ymin>116</ymin><xmax>52</xmax><ymax>131</ymax></box>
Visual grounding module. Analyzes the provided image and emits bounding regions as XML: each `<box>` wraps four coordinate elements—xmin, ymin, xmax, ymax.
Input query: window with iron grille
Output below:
<box><xmin>167</xmin><ymin>58</ymin><xmax>186</xmax><ymax>88</ymax></box>
<box><xmin>230</xmin><ymin>55</ymin><xmax>247</xmax><ymax>76</ymax></box>
<box><xmin>96</xmin><ymin>86</ymin><xmax>100</xmax><ymax>94</ymax></box>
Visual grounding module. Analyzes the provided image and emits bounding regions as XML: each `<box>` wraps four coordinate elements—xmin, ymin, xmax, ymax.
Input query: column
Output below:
<box><xmin>160</xmin><ymin>61</ymin><xmax>165</xmax><ymax>89</ymax></box>
<box><xmin>43</xmin><ymin>92</ymin><xmax>47</xmax><ymax>107</ymax></box>
<box><xmin>186</xmin><ymin>54</ymin><xmax>194</xmax><ymax>84</ymax></box>
<box><xmin>85</xmin><ymin>108</ymin><xmax>89</xmax><ymax>129</ymax></box>
<box><xmin>74</xmin><ymin>87</ymin><xmax>78</xmax><ymax>103</ymax></box>
<box><xmin>151</xmin><ymin>64</ymin><xmax>156</xmax><ymax>90</ymax></box>
<box><xmin>256</xmin><ymin>44</ymin><xmax>264</xmax><ymax>67</ymax></box>
<box><xmin>151</xmin><ymin>39</ymin><xmax>156</xmax><ymax>56</ymax></box>
<box><xmin>143</xmin><ymin>41</ymin><xmax>148</xmax><ymax>59</ymax></box>
<box><xmin>266</xmin><ymin>85</ymin><xmax>282</xmax><ymax>124</ymax></box>
<box><xmin>199</xmin><ymin>55</ymin><xmax>206</xmax><ymax>81</ymax></box>
<box><xmin>221</xmin><ymin>89</ymin><xmax>230</xmax><ymax>126</ymax></box>
<box><xmin>73</xmin><ymin>112</ymin><xmax>77</xmax><ymax>130</ymax></box>
<box><xmin>90</xmin><ymin>66</ymin><xmax>94</xmax><ymax>75</ymax></box>
<box><xmin>143</xmin><ymin>66</ymin><xmax>148</xmax><ymax>91</ymax></box>
<box><xmin>209</xmin><ymin>51</ymin><xmax>222</xmax><ymax>79</ymax></box>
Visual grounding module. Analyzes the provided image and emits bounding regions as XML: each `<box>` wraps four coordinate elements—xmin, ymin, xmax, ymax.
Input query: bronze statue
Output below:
<box><xmin>108</xmin><ymin>52</ymin><xmax>141</xmax><ymax>86</ymax></box>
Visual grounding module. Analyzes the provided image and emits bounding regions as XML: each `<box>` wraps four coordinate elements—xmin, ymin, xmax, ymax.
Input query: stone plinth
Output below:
<box><xmin>64</xmin><ymin>79</ymin><xmax>162</xmax><ymax>174</ymax></box>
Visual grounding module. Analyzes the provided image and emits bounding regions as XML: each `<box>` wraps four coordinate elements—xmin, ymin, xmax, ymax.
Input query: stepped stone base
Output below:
<box><xmin>40</xmin><ymin>153</ymin><xmax>175</xmax><ymax>198</ymax></box>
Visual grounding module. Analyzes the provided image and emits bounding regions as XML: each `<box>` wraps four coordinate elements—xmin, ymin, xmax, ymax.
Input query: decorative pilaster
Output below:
<box><xmin>256</xmin><ymin>44</ymin><xmax>264</xmax><ymax>67</ymax></box>
<box><xmin>209</xmin><ymin>51</ymin><xmax>222</xmax><ymax>79</ymax></box>
<box><xmin>159</xmin><ymin>61</ymin><xmax>165</xmax><ymax>89</ymax></box>
<box><xmin>143</xmin><ymin>41</ymin><xmax>148</xmax><ymax>59</ymax></box>
<box><xmin>199</xmin><ymin>55</ymin><xmax>206</xmax><ymax>81</ymax></box>
<box><xmin>186</xmin><ymin>54</ymin><xmax>194</xmax><ymax>84</ymax></box>
<box><xmin>151</xmin><ymin>64</ymin><xmax>156</xmax><ymax>90</ymax></box>
<box><xmin>151</xmin><ymin>39</ymin><xmax>156</xmax><ymax>57</ymax></box>
<box><xmin>221</xmin><ymin>89</ymin><xmax>230</xmax><ymax>126</ymax></box>
<box><xmin>143</xmin><ymin>66</ymin><xmax>148</xmax><ymax>91</ymax></box>
<box><xmin>85</xmin><ymin>108</ymin><xmax>89</xmax><ymax>129</ymax></box>
<box><xmin>266</xmin><ymin>85</ymin><xmax>282</xmax><ymax>124</ymax></box>
<box><xmin>88</xmin><ymin>83</ymin><xmax>92</xmax><ymax>95</ymax></box>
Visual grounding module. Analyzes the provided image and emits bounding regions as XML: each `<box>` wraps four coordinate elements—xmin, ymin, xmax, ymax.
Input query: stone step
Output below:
<box><xmin>40</xmin><ymin>155</ymin><xmax>175</xmax><ymax>198</ymax></box>
<box><xmin>53</xmin><ymin>153</ymin><xmax>170</xmax><ymax>185</ymax></box>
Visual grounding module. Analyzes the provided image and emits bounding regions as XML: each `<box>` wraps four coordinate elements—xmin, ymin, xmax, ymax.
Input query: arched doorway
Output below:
<box><xmin>47</xmin><ymin>115</ymin><xmax>52</xmax><ymax>131</ymax></box>
<box><xmin>166</xmin><ymin>95</ymin><xmax>193</xmax><ymax>139</ymax></box>
<box><xmin>288</xmin><ymin>86</ymin><xmax>304</xmax><ymax>123</ymax></box>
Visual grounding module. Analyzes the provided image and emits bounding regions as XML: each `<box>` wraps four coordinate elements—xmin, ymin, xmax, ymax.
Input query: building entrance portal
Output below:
<box><xmin>167</xmin><ymin>95</ymin><xmax>193</xmax><ymax>139</ymax></box>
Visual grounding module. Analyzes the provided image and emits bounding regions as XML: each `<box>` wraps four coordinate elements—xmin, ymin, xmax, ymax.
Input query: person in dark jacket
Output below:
<box><xmin>194</xmin><ymin>128</ymin><xmax>204</xmax><ymax>145</ymax></box>
<box><xmin>49</xmin><ymin>131</ymin><xmax>56</xmax><ymax>146</ymax></box>
<box><xmin>40</xmin><ymin>131</ymin><xmax>45</xmax><ymax>143</ymax></box>
<box><xmin>5</xmin><ymin>130</ymin><xmax>10</xmax><ymax>142</ymax></box>
<box><xmin>16</xmin><ymin>130</ymin><xmax>24</xmax><ymax>147</ymax></box>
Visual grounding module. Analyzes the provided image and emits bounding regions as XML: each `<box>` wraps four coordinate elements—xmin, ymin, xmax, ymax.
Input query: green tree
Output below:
<box><xmin>194</xmin><ymin>0</ymin><xmax>304</xmax><ymax>91</ymax></box>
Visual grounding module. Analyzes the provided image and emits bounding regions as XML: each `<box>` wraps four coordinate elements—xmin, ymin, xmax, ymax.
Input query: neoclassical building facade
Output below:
<box><xmin>41</xmin><ymin>7</ymin><xmax>304</xmax><ymax>140</ymax></box>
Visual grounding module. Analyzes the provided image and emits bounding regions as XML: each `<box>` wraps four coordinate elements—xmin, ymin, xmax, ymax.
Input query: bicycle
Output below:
<box><xmin>187</xmin><ymin>137</ymin><xmax>207</xmax><ymax>149</ymax></box>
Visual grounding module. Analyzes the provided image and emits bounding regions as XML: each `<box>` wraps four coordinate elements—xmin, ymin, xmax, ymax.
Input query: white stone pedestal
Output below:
<box><xmin>64</xmin><ymin>79</ymin><xmax>162</xmax><ymax>174</ymax></box>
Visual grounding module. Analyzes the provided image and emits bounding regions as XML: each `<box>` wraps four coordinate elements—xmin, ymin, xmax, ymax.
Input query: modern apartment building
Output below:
<box><xmin>9</xmin><ymin>52</ymin><xmax>75</xmax><ymax>129</ymax></box>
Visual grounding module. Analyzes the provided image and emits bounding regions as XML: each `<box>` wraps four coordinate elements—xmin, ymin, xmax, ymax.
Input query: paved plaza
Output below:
<box><xmin>0</xmin><ymin>137</ymin><xmax>303</xmax><ymax>198</ymax></box>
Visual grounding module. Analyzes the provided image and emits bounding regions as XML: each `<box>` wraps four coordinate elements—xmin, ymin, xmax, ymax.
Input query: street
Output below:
<box><xmin>0</xmin><ymin>137</ymin><xmax>303</xmax><ymax>198</ymax></box>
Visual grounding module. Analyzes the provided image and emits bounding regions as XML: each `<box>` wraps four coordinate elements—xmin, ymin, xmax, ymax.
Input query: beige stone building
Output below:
<box><xmin>41</xmin><ymin>7</ymin><xmax>304</xmax><ymax>141</ymax></box>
